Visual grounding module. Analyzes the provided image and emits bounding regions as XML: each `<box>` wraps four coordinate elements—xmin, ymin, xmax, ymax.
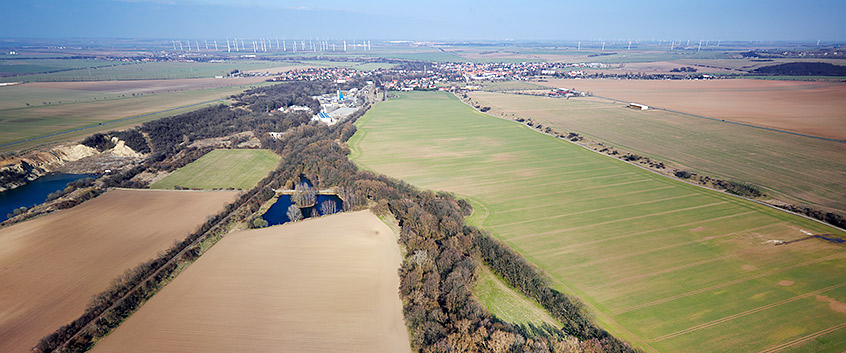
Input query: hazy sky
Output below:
<box><xmin>4</xmin><ymin>0</ymin><xmax>845</xmax><ymax>41</ymax></box>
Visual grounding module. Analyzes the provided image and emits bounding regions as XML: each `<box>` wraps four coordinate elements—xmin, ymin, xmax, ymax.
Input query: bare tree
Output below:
<box><xmin>287</xmin><ymin>204</ymin><xmax>303</xmax><ymax>222</ymax></box>
<box><xmin>320</xmin><ymin>200</ymin><xmax>337</xmax><ymax>215</ymax></box>
<box><xmin>292</xmin><ymin>183</ymin><xmax>316</xmax><ymax>207</ymax></box>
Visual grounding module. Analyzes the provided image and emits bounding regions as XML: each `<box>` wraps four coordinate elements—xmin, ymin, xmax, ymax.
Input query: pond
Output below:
<box><xmin>260</xmin><ymin>193</ymin><xmax>344</xmax><ymax>226</ymax></box>
<box><xmin>0</xmin><ymin>173</ymin><xmax>94</xmax><ymax>222</ymax></box>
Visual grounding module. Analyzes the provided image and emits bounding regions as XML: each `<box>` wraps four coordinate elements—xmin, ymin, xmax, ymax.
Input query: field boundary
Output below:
<box><xmin>455</xmin><ymin>91</ymin><xmax>846</xmax><ymax>233</ymax></box>
<box><xmin>530</xmin><ymin>211</ymin><xmax>757</xmax><ymax>257</ymax></box>
<box><xmin>42</xmin><ymin>186</ymin><xmax>260</xmax><ymax>352</ymax></box>
<box><xmin>582</xmin><ymin>93</ymin><xmax>846</xmax><ymax>144</ymax></box>
<box><xmin>653</xmin><ymin>282</ymin><xmax>846</xmax><ymax>341</ymax></box>
<box><xmin>612</xmin><ymin>252</ymin><xmax>846</xmax><ymax>316</ymax></box>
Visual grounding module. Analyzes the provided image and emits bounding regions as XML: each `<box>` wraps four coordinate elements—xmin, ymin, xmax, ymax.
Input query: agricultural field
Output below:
<box><xmin>0</xmin><ymin>189</ymin><xmax>236</xmax><ymax>353</ymax></box>
<box><xmin>537</xmin><ymin>78</ymin><xmax>846</xmax><ymax>140</ymax></box>
<box><xmin>91</xmin><ymin>210</ymin><xmax>410</xmax><ymax>353</ymax></box>
<box><xmin>0</xmin><ymin>79</ymin><xmax>271</xmax><ymax>152</ymax></box>
<box><xmin>350</xmin><ymin>91</ymin><xmax>846</xmax><ymax>353</ymax></box>
<box><xmin>151</xmin><ymin>149</ymin><xmax>281</xmax><ymax>190</ymax></box>
<box><xmin>467</xmin><ymin>90</ymin><xmax>846</xmax><ymax>215</ymax></box>
<box><xmin>474</xmin><ymin>265</ymin><xmax>561</xmax><ymax>328</ymax></box>
<box><xmin>0</xmin><ymin>60</ymin><xmax>289</xmax><ymax>82</ymax></box>
<box><xmin>481</xmin><ymin>81</ymin><xmax>549</xmax><ymax>92</ymax></box>
<box><xmin>0</xmin><ymin>58</ymin><xmax>118</xmax><ymax>76</ymax></box>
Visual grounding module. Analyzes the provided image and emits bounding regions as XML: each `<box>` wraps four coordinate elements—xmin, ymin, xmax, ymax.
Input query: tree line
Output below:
<box><xmin>260</xmin><ymin>109</ymin><xmax>638</xmax><ymax>352</ymax></box>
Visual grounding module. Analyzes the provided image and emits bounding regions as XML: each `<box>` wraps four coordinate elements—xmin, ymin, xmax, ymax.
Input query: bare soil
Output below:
<box><xmin>91</xmin><ymin>210</ymin><xmax>411</xmax><ymax>353</ymax></box>
<box><xmin>0</xmin><ymin>189</ymin><xmax>236</xmax><ymax>353</ymax></box>
<box><xmin>540</xmin><ymin>78</ymin><xmax>846</xmax><ymax>140</ymax></box>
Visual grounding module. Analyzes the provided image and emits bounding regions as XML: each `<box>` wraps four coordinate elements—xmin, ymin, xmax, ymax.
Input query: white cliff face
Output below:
<box><xmin>0</xmin><ymin>140</ymin><xmax>142</xmax><ymax>191</ymax></box>
<box><xmin>109</xmin><ymin>140</ymin><xmax>141</xmax><ymax>158</ymax></box>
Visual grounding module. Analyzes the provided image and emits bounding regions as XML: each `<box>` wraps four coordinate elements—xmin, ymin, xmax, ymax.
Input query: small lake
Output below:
<box><xmin>261</xmin><ymin>194</ymin><xmax>344</xmax><ymax>226</ymax></box>
<box><xmin>0</xmin><ymin>173</ymin><xmax>93</xmax><ymax>222</ymax></box>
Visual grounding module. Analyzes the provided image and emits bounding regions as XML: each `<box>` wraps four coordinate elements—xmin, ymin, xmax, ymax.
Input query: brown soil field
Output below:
<box><xmin>28</xmin><ymin>76</ymin><xmax>267</xmax><ymax>93</ymax></box>
<box><xmin>91</xmin><ymin>210</ymin><xmax>411</xmax><ymax>353</ymax></box>
<box><xmin>539</xmin><ymin>78</ymin><xmax>846</xmax><ymax>140</ymax></box>
<box><xmin>0</xmin><ymin>189</ymin><xmax>236</xmax><ymax>353</ymax></box>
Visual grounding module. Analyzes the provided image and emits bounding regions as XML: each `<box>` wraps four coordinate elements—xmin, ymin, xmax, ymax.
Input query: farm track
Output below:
<box><xmin>511</xmin><ymin>201</ymin><xmax>729</xmax><ymax>241</ymax></box>
<box><xmin>612</xmin><ymin>252</ymin><xmax>846</xmax><ymax>316</ymax></box>
<box><xmin>45</xmin><ymin>190</ymin><xmax>243</xmax><ymax>352</ymax></box>
<box><xmin>529</xmin><ymin>211</ymin><xmax>757</xmax><ymax>257</ymax></box>
<box><xmin>757</xmin><ymin>322</ymin><xmax>846</xmax><ymax>353</ymax></box>
<box><xmin>553</xmin><ymin>222</ymin><xmax>777</xmax><ymax>272</ymax></box>
<box><xmin>653</xmin><ymin>282</ymin><xmax>846</xmax><ymax>342</ymax></box>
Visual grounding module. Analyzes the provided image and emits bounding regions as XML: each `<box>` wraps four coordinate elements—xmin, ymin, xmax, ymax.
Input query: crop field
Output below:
<box><xmin>0</xmin><ymin>189</ymin><xmax>236</xmax><ymax>353</ymax></box>
<box><xmin>0</xmin><ymin>60</ymin><xmax>289</xmax><ymax>82</ymax></box>
<box><xmin>350</xmin><ymin>91</ymin><xmax>846</xmax><ymax>353</ymax></box>
<box><xmin>91</xmin><ymin>210</ymin><xmax>411</xmax><ymax>353</ymax></box>
<box><xmin>537</xmin><ymin>79</ymin><xmax>846</xmax><ymax>140</ymax></box>
<box><xmin>481</xmin><ymin>81</ymin><xmax>549</xmax><ymax>91</ymax></box>
<box><xmin>151</xmin><ymin>149</ymin><xmax>281</xmax><ymax>190</ymax></box>
<box><xmin>467</xmin><ymin>91</ymin><xmax>846</xmax><ymax>215</ymax></box>
<box><xmin>474</xmin><ymin>265</ymin><xmax>561</xmax><ymax>328</ymax></box>
<box><xmin>0</xmin><ymin>80</ymin><xmax>271</xmax><ymax>152</ymax></box>
<box><xmin>0</xmin><ymin>59</ymin><xmax>118</xmax><ymax>76</ymax></box>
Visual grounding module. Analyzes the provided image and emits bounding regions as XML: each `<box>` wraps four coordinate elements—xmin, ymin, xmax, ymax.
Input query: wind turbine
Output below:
<box><xmin>205</xmin><ymin>40</ymin><xmax>208</xmax><ymax>50</ymax></box>
<box><xmin>195</xmin><ymin>40</ymin><xmax>199</xmax><ymax>51</ymax></box>
<box><xmin>172</xmin><ymin>40</ymin><xmax>177</xmax><ymax>50</ymax></box>
<box><xmin>343</xmin><ymin>40</ymin><xmax>347</xmax><ymax>52</ymax></box>
<box><xmin>214</xmin><ymin>40</ymin><xmax>218</xmax><ymax>50</ymax></box>
<box><xmin>226</xmin><ymin>39</ymin><xmax>231</xmax><ymax>53</ymax></box>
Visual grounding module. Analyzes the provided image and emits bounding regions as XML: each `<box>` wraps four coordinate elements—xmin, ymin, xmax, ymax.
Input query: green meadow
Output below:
<box><xmin>151</xmin><ymin>149</ymin><xmax>280</xmax><ymax>190</ymax></box>
<box><xmin>0</xmin><ymin>60</ymin><xmax>287</xmax><ymax>82</ymax></box>
<box><xmin>350</xmin><ymin>91</ymin><xmax>846</xmax><ymax>353</ymax></box>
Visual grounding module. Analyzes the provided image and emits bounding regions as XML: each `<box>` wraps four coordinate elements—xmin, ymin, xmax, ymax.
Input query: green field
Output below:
<box><xmin>0</xmin><ymin>60</ymin><xmax>287</xmax><ymax>82</ymax></box>
<box><xmin>151</xmin><ymin>149</ymin><xmax>280</xmax><ymax>190</ymax></box>
<box><xmin>350</xmin><ymin>91</ymin><xmax>846</xmax><ymax>353</ymax></box>
<box><xmin>467</xmin><ymin>92</ymin><xmax>846</xmax><ymax>215</ymax></box>
<box><xmin>0</xmin><ymin>58</ymin><xmax>118</xmax><ymax>75</ymax></box>
<box><xmin>474</xmin><ymin>264</ymin><xmax>561</xmax><ymax>328</ymax></box>
<box><xmin>0</xmin><ymin>82</ymin><xmax>271</xmax><ymax>152</ymax></box>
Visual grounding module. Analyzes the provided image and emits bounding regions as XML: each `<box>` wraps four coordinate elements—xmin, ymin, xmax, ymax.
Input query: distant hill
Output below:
<box><xmin>751</xmin><ymin>62</ymin><xmax>846</xmax><ymax>76</ymax></box>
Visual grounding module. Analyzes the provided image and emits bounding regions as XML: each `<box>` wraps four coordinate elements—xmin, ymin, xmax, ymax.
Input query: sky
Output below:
<box><xmin>3</xmin><ymin>0</ymin><xmax>845</xmax><ymax>41</ymax></box>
